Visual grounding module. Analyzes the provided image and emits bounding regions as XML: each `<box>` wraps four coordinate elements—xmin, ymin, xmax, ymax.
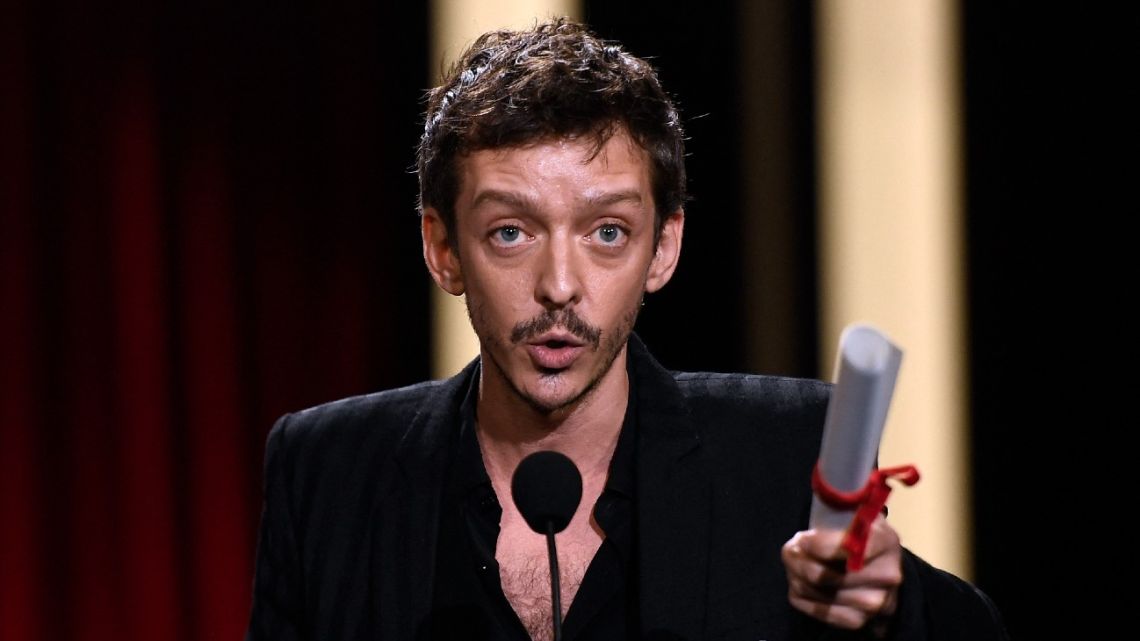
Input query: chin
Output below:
<box><xmin>516</xmin><ymin>371</ymin><xmax>591</xmax><ymax>415</ymax></box>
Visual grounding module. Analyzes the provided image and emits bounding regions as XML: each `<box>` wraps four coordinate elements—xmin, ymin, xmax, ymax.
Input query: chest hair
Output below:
<box><xmin>497</xmin><ymin>521</ymin><xmax>603</xmax><ymax>641</ymax></box>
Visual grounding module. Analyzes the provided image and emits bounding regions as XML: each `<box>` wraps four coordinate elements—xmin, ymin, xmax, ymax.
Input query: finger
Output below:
<box><xmin>788</xmin><ymin>528</ymin><xmax>846</xmax><ymax>562</ymax></box>
<box><xmin>787</xmin><ymin>574</ymin><xmax>838</xmax><ymax>602</ymax></box>
<box><xmin>843</xmin><ymin>518</ymin><xmax>903</xmax><ymax>588</ymax></box>
<box><xmin>785</xmin><ymin>548</ymin><xmax>902</xmax><ymax>603</ymax></box>
<box><xmin>782</xmin><ymin>541</ymin><xmax>846</xmax><ymax>589</ymax></box>
<box><xmin>788</xmin><ymin>581</ymin><xmax>899</xmax><ymax>631</ymax></box>
<box><xmin>842</xmin><ymin>552</ymin><xmax>903</xmax><ymax>590</ymax></box>
<box><xmin>783</xmin><ymin>525</ymin><xmax>903</xmax><ymax>590</ymax></box>
<box><xmin>789</xmin><ymin>578</ymin><xmax>897</xmax><ymax>616</ymax></box>
<box><xmin>860</xmin><ymin>515</ymin><xmax>901</xmax><ymax>560</ymax></box>
<box><xmin>787</xmin><ymin>592</ymin><xmax>872</xmax><ymax>630</ymax></box>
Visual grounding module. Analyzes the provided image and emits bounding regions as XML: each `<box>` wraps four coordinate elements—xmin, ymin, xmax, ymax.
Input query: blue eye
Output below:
<box><xmin>595</xmin><ymin>224</ymin><xmax>625</xmax><ymax>244</ymax></box>
<box><xmin>496</xmin><ymin>226</ymin><xmax>521</xmax><ymax>243</ymax></box>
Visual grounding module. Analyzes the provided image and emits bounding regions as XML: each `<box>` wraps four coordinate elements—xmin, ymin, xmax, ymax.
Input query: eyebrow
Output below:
<box><xmin>584</xmin><ymin>190</ymin><xmax>645</xmax><ymax>208</ymax></box>
<box><xmin>469</xmin><ymin>189</ymin><xmax>646</xmax><ymax>212</ymax></box>
<box><xmin>469</xmin><ymin>189</ymin><xmax>534</xmax><ymax>212</ymax></box>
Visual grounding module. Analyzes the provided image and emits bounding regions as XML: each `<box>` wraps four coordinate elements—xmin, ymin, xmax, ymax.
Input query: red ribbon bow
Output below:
<box><xmin>810</xmin><ymin>463</ymin><xmax>920</xmax><ymax>571</ymax></box>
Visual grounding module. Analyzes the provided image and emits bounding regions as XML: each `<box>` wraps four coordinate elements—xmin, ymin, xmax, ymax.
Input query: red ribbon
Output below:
<box><xmin>811</xmin><ymin>463</ymin><xmax>920</xmax><ymax>571</ymax></box>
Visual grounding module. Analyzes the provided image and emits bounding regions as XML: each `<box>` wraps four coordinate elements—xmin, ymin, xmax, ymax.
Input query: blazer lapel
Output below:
<box><xmin>371</xmin><ymin>360</ymin><xmax>479</xmax><ymax>640</ymax></box>
<box><xmin>630</xmin><ymin>336</ymin><xmax>712</xmax><ymax>640</ymax></box>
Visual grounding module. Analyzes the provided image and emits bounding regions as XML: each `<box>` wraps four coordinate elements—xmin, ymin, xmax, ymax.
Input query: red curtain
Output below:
<box><xmin>0</xmin><ymin>2</ymin><xmax>429</xmax><ymax>639</ymax></box>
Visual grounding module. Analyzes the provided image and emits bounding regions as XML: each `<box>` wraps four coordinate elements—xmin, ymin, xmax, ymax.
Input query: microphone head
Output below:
<box><xmin>511</xmin><ymin>450</ymin><xmax>583</xmax><ymax>535</ymax></box>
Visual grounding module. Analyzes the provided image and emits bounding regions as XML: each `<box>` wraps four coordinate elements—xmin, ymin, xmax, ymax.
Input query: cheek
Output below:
<box><xmin>465</xmin><ymin>267</ymin><xmax>535</xmax><ymax>320</ymax></box>
<box><xmin>586</xmin><ymin>260</ymin><xmax>651</xmax><ymax>297</ymax></box>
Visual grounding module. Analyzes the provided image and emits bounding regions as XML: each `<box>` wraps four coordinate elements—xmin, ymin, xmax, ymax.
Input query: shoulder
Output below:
<box><xmin>263</xmin><ymin>374</ymin><xmax>464</xmax><ymax>489</ymax></box>
<box><xmin>626</xmin><ymin>334</ymin><xmax>831</xmax><ymax>448</ymax></box>
<box><xmin>257</xmin><ymin>372</ymin><xmax>472</xmax><ymax>539</ymax></box>
<box><xmin>274</xmin><ymin>379</ymin><xmax>447</xmax><ymax>447</ymax></box>
<box><xmin>672</xmin><ymin>370</ymin><xmax>831</xmax><ymax>408</ymax></box>
<box><xmin>671</xmin><ymin>370</ymin><xmax>831</xmax><ymax>429</ymax></box>
<box><xmin>665</xmin><ymin>371</ymin><xmax>832</xmax><ymax>470</ymax></box>
<box><xmin>271</xmin><ymin>379</ymin><xmax>446</xmax><ymax>451</ymax></box>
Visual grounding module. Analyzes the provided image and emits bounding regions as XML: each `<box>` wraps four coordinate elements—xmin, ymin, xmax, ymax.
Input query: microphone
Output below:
<box><xmin>511</xmin><ymin>451</ymin><xmax>583</xmax><ymax>641</ymax></box>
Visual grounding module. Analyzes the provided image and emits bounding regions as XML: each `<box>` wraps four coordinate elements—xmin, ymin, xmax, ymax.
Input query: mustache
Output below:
<box><xmin>509</xmin><ymin>309</ymin><xmax>602</xmax><ymax>349</ymax></box>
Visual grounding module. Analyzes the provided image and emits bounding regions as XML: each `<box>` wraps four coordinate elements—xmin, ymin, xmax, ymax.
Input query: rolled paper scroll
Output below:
<box><xmin>809</xmin><ymin>324</ymin><xmax>903</xmax><ymax>533</ymax></box>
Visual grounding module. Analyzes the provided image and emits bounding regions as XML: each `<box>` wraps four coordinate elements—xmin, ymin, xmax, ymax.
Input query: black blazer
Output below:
<box><xmin>246</xmin><ymin>334</ymin><xmax>1006</xmax><ymax>640</ymax></box>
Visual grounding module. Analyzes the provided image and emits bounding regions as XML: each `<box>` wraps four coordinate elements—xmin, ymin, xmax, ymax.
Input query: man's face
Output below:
<box><xmin>423</xmin><ymin>129</ymin><xmax>683</xmax><ymax>415</ymax></box>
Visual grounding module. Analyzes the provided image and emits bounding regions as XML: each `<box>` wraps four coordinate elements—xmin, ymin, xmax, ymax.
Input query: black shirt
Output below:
<box><xmin>427</xmin><ymin>373</ymin><xmax>639</xmax><ymax>640</ymax></box>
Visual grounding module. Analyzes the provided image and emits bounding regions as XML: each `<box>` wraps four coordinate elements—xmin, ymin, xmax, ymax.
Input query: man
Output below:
<box><xmin>246</xmin><ymin>19</ymin><xmax>1006</xmax><ymax>641</ymax></box>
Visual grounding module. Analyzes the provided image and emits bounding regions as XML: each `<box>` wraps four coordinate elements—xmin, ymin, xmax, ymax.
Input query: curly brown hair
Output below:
<box><xmin>417</xmin><ymin>18</ymin><xmax>687</xmax><ymax>245</ymax></box>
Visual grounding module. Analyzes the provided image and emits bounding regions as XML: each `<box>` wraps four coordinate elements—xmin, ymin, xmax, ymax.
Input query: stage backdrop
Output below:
<box><xmin>1</xmin><ymin>2</ymin><xmax>429</xmax><ymax>640</ymax></box>
<box><xmin>1</xmin><ymin>0</ymin><xmax>1061</xmax><ymax>638</ymax></box>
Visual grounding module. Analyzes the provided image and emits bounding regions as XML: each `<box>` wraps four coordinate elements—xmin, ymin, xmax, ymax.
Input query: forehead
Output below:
<box><xmin>455</xmin><ymin>130</ymin><xmax>654</xmax><ymax>210</ymax></box>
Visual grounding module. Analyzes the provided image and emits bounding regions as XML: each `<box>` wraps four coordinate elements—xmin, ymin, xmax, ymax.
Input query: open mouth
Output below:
<box><xmin>525</xmin><ymin>334</ymin><xmax>585</xmax><ymax>370</ymax></box>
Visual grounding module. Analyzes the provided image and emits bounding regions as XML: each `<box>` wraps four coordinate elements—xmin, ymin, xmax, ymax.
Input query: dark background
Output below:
<box><xmin>2</xmin><ymin>1</ymin><xmax>1092</xmax><ymax>639</ymax></box>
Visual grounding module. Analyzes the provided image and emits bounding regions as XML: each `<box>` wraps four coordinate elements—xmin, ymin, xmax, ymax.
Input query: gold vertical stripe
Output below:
<box><xmin>427</xmin><ymin>0</ymin><xmax>581</xmax><ymax>378</ymax></box>
<box><xmin>737</xmin><ymin>1</ymin><xmax>801</xmax><ymax>375</ymax></box>
<box><xmin>816</xmin><ymin>0</ymin><xmax>969</xmax><ymax>577</ymax></box>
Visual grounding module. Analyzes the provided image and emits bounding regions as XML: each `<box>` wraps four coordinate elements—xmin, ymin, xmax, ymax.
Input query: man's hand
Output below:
<box><xmin>781</xmin><ymin>515</ymin><xmax>903</xmax><ymax>636</ymax></box>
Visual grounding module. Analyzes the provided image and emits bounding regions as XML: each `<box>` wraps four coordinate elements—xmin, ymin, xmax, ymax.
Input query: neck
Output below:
<box><xmin>475</xmin><ymin>349</ymin><xmax>629</xmax><ymax>482</ymax></box>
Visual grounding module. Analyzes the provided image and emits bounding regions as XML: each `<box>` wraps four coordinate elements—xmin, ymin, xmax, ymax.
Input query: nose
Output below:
<box><xmin>534</xmin><ymin>231</ymin><xmax>583</xmax><ymax>310</ymax></box>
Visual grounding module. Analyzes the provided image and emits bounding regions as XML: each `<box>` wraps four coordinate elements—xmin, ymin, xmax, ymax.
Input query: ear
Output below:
<box><xmin>422</xmin><ymin>207</ymin><xmax>465</xmax><ymax>295</ymax></box>
<box><xmin>645</xmin><ymin>210</ymin><xmax>684</xmax><ymax>293</ymax></box>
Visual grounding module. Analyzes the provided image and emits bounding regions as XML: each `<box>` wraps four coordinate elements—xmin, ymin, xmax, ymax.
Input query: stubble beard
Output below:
<box><xmin>467</xmin><ymin>297</ymin><xmax>642</xmax><ymax>417</ymax></box>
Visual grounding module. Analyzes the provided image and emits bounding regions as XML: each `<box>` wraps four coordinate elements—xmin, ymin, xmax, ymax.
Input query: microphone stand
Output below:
<box><xmin>511</xmin><ymin>450</ymin><xmax>580</xmax><ymax>641</ymax></box>
<box><xmin>546</xmin><ymin>521</ymin><xmax>564</xmax><ymax>641</ymax></box>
